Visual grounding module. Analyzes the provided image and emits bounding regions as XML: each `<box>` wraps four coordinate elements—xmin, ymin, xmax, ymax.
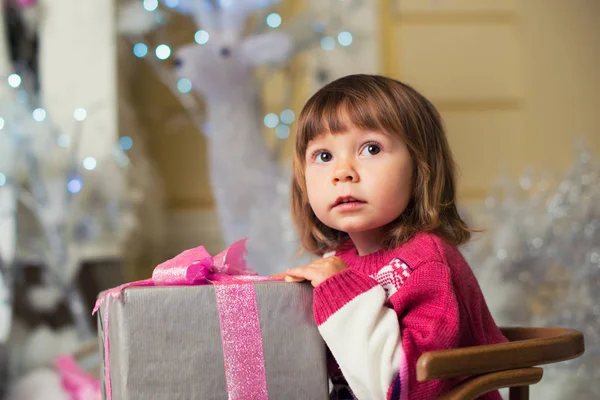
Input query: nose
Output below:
<box><xmin>332</xmin><ymin>159</ymin><xmax>358</xmax><ymax>184</ymax></box>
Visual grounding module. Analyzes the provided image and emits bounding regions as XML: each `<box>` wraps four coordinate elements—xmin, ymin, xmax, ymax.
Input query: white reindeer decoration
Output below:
<box><xmin>164</xmin><ymin>0</ymin><xmax>315</xmax><ymax>273</ymax></box>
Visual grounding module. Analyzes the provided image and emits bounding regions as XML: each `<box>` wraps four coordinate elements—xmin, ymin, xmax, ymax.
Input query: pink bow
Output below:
<box><xmin>92</xmin><ymin>239</ymin><xmax>277</xmax><ymax>400</ymax></box>
<box><xmin>93</xmin><ymin>239</ymin><xmax>256</xmax><ymax>314</ymax></box>
<box><xmin>54</xmin><ymin>355</ymin><xmax>101</xmax><ymax>400</ymax></box>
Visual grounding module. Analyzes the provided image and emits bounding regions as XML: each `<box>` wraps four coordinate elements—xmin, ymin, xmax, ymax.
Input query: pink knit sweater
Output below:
<box><xmin>313</xmin><ymin>232</ymin><xmax>508</xmax><ymax>400</ymax></box>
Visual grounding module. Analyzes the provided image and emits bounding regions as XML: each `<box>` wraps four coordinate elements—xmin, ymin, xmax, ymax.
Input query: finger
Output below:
<box><xmin>270</xmin><ymin>272</ymin><xmax>288</xmax><ymax>279</ymax></box>
<box><xmin>286</xmin><ymin>266</ymin><xmax>317</xmax><ymax>279</ymax></box>
<box><xmin>284</xmin><ymin>276</ymin><xmax>305</xmax><ymax>283</ymax></box>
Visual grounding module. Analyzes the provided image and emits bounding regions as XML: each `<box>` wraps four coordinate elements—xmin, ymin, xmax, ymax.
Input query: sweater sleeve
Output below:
<box><xmin>313</xmin><ymin>262</ymin><xmax>460</xmax><ymax>400</ymax></box>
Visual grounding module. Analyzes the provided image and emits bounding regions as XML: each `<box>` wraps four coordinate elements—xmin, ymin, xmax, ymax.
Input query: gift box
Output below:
<box><xmin>95</xmin><ymin>241</ymin><xmax>329</xmax><ymax>400</ymax></box>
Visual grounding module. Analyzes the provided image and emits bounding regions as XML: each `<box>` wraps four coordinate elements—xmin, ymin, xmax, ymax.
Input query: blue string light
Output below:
<box><xmin>155</xmin><ymin>44</ymin><xmax>172</xmax><ymax>60</ymax></box>
<box><xmin>177</xmin><ymin>78</ymin><xmax>193</xmax><ymax>93</ymax></box>
<box><xmin>133</xmin><ymin>43</ymin><xmax>149</xmax><ymax>58</ymax></box>
<box><xmin>320</xmin><ymin>36</ymin><xmax>336</xmax><ymax>51</ymax></box>
<box><xmin>194</xmin><ymin>30</ymin><xmax>210</xmax><ymax>45</ymax></box>
<box><xmin>280</xmin><ymin>109</ymin><xmax>295</xmax><ymax>124</ymax></box>
<box><xmin>337</xmin><ymin>31</ymin><xmax>353</xmax><ymax>46</ymax></box>
<box><xmin>82</xmin><ymin>157</ymin><xmax>97</xmax><ymax>171</ymax></box>
<box><xmin>74</xmin><ymin>108</ymin><xmax>87</xmax><ymax>122</ymax></box>
<box><xmin>264</xmin><ymin>113</ymin><xmax>279</xmax><ymax>128</ymax></box>
<box><xmin>67</xmin><ymin>177</ymin><xmax>83</xmax><ymax>194</ymax></box>
<box><xmin>119</xmin><ymin>136</ymin><xmax>134</xmax><ymax>151</ymax></box>
<box><xmin>7</xmin><ymin>74</ymin><xmax>21</xmax><ymax>88</ymax></box>
<box><xmin>32</xmin><ymin>108</ymin><xmax>46</xmax><ymax>122</ymax></box>
<box><xmin>143</xmin><ymin>0</ymin><xmax>159</xmax><ymax>12</ymax></box>
<box><xmin>276</xmin><ymin>124</ymin><xmax>290</xmax><ymax>139</ymax></box>
<box><xmin>266</xmin><ymin>13</ymin><xmax>282</xmax><ymax>28</ymax></box>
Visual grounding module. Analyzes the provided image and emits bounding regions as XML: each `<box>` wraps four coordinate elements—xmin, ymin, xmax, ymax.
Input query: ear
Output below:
<box><xmin>241</xmin><ymin>32</ymin><xmax>292</xmax><ymax>66</ymax></box>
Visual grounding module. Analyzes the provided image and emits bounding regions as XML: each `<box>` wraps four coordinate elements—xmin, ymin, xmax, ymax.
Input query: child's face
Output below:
<box><xmin>304</xmin><ymin>124</ymin><xmax>413</xmax><ymax>237</ymax></box>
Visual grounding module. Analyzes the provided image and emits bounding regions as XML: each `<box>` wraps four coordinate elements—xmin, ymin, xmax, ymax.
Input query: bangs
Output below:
<box><xmin>296</xmin><ymin>82</ymin><xmax>401</xmax><ymax>157</ymax></box>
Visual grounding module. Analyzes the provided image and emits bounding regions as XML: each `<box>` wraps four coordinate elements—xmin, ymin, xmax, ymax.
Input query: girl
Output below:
<box><xmin>282</xmin><ymin>74</ymin><xmax>508</xmax><ymax>400</ymax></box>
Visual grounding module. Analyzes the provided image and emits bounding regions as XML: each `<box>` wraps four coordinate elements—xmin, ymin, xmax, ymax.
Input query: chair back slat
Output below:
<box><xmin>418</xmin><ymin>327</ymin><xmax>585</xmax><ymax>382</ymax></box>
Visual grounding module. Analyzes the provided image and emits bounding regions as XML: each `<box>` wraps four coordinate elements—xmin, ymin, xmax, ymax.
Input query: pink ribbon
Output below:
<box><xmin>92</xmin><ymin>239</ymin><xmax>277</xmax><ymax>400</ymax></box>
<box><xmin>54</xmin><ymin>355</ymin><xmax>101</xmax><ymax>400</ymax></box>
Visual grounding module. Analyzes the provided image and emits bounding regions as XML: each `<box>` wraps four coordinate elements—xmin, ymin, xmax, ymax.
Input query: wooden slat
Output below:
<box><xmin>439</xmin><ymin>368</ymin><xmax>542</xmax><ymax>400</ymax></box>
<box><xmin>417</xmin><ymin>327</ymin><xmax>585</xmax><ymax>382</ymax></box>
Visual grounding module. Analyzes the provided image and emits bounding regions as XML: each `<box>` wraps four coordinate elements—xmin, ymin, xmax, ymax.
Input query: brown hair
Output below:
<box><xmin>291</xmin><ymin>74</ymin><xmax>473</xmax><ymax>255</ymax></box>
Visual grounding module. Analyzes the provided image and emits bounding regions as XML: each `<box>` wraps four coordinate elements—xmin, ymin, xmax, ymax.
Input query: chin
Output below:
<box><xmin>333</xmin><ymin>221</ymin><xmax>380</xmax><ymax>234</ymax></box>
<box><xmin>332</xmin><ymin>215</ymin><xmax>399</xmax><ymax>235</ymax></box>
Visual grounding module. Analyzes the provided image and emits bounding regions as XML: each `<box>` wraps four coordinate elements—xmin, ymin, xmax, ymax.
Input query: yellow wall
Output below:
<box><xmin>380</xmin><ymin>0</ymin><xmax>600</xmax><ymax>202</ymax></box>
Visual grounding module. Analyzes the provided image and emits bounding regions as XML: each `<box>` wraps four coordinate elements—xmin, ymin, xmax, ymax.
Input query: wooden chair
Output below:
<box><xmin>416</xmin><ymin>327</ymin><xmax>585</xmax><ymax>400</ymax></box>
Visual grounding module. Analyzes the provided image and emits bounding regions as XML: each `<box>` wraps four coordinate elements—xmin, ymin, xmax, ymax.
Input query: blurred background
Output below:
<box><xmin>0</xmin><ymin>0</ymin><xmax>598</xmax><ymax>398</ymax></box>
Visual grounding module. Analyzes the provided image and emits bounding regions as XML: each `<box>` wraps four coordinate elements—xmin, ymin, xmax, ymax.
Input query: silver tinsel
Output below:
<box><xmin>0</xmin><ymin>74</ymin><xmax>140</xmax><ymax>340</ymax></box>
<box><xmin>462</xmin><ymin>147</ymin><xmax>600</xmax><ymax>399</ymax></box>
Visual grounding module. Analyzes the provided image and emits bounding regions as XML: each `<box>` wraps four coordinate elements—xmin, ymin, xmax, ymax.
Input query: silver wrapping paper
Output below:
<box><xmin>97</xmin><ymin>282</ymin><xmax>329</xmax><ymax>399</ymax></box>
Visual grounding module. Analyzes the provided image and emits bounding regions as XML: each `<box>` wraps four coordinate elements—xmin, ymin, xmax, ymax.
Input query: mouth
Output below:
<box><xmin>332</xmin><ymin>196</ymin><xmax>366</xmax><ymax>209</ymax></box>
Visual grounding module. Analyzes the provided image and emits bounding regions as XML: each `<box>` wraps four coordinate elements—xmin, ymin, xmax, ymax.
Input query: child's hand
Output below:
<box><xmin>285</xmin><ymin>257</ymin><xmax>348</xmax><ymax>287</ymax></box>
<box><xmin>270</xmin><ymin>272</ymin><xmax>305</xmax><ymax>283</ymax></box>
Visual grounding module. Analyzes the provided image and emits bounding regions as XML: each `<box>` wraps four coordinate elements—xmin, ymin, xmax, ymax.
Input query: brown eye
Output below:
<box><xmin>317</xmin><ymin>151</ymin><xmax>332</xmax><ymax>163</ymax></box>
<box><xmin>361</xmin><ymin>144</ymin><xmax>381</xmax><ymax>156</ymax></box>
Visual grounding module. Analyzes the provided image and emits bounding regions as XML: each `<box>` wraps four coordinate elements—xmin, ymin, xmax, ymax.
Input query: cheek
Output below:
<box><xmin>304</xmin><ymin>172</ymin><xmax>321</xmax><ymax>206</ymax></box>
<box><xmin>396</xmin><ymin>168</ymin><xmax>413</xmax><ymax>204</ymax></box>
<box><xmin>305</xmin><ymin>172</ymin><xmax>331</xmax><ymax>220</ymax></box>
<box><xmin>305</xmin><ymin>168</ymin><xmax>326</xmax><ymax>193</ymax></box>
<box><xmin>306</xmin><ymin>184</ymin><xmax>326</xmax><ymax>213</ymax></box>
<box><xmin>372</xmin><ymin>163</ymin><xmax>413</xmax><ymax>208</ymax></box>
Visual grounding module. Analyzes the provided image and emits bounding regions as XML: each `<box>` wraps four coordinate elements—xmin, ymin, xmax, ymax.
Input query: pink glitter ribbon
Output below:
<box><xmin>54</xmin><ymin>355</ymin><xmax>101</xmax><ymax>400</ymax></box>
<box><xmin>92</xmin><ymin>239</ymin><xmax>276</xmax><ymax>400</ymax></box>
